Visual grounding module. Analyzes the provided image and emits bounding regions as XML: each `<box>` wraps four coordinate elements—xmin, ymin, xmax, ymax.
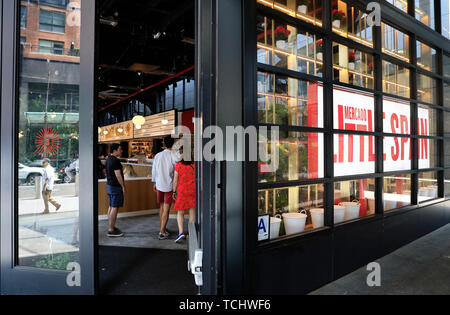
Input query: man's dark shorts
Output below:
<box><xmin>107</xmin><ymin>185</ymin><xmax>124</xmax><ymax>208</ymax></box>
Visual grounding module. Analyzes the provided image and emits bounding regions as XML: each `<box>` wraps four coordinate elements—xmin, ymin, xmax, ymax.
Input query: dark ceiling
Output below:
<box><xmin>97</xmin><ymin>0</ymin><xmax>195</xmax><ymax>108</ymax></box>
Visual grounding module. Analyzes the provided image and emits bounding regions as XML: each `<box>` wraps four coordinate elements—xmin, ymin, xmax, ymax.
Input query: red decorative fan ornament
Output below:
<box><xmin>34</xmin><ymin>127</ymin><xmax>61</xmax><ymax>158</ymax></box>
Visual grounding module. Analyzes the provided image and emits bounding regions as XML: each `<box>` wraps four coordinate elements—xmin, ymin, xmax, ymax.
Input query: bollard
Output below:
<box><xmin>35</xmin><ymin>176</ymin><xmax>42</xmax><ymax>199</ymax></box>
<box><xmin>74</xmin><ymin>174</ymin><xmax>79</xmax><ymax>197</ymax></box>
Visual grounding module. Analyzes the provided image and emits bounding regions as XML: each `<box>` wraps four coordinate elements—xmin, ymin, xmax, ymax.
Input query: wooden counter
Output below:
<box><xmin>98</xmin><ymin>178</ymin><xmax>158</xmax><ymax>215</ymax></box>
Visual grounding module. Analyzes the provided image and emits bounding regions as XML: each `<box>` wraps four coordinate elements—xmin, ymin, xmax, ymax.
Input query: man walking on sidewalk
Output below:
<box><xmin>41</xmin><ymin>158</ymin><xmax>61</xmax><ymax>214</ymax></box>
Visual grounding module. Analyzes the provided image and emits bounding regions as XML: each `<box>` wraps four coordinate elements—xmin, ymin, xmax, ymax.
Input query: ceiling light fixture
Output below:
<box><xmin>100</xmin><ymin>16</ymin><xmax>118</xmax><ymax>27</ymax></box>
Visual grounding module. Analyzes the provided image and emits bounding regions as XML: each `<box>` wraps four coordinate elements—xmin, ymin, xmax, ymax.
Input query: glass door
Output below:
<box><xmin>1</xmin><ymin>0</ymin><xmax>96</xmax><ymax>294</ymax></box>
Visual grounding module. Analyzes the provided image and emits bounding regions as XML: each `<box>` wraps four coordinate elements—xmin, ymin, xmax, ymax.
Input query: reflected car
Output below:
<box><xmin>18</xmin><ymin>163</ymin><xmax>44</xmax><ymax>185</ymax></box>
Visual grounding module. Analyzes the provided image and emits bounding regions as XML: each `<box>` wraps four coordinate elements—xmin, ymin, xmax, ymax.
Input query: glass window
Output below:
<box><xmin>416</xmin><ymin>41</ymin><xmax>436</xmax><ymax>72</ymax></box>
<box><xmin>445</xmin><ymin>169</ymin><xmax>450</xmax><ymax>197</ymax></box>
<box><xmin>334</xmin><ymin>86</ymin><xmax>375</xmax><ymax>130</ymax></box>
<box><xmin>18</xmin><ymin>1</ymin><xmax>81</xmax><ymax>270</ymax></box>
<box><xmin>174</xmin><ymin>80</ymin><xmax>184</xmax><ymax>110</ymax></box>
<box><xmin>258</xmin><ymin>183</ymin><xmax>325</xmax><ymax>239</ymax></box>
<box><xmin>418</xmin><ymin>138</ymin><xmax>438</xmax><ymax>169</ymax></box>
<box><xmin>418</xmin><ymin>105</ymin><xmax>437</xmax><ymax>136</ymax></box>
<box><xmin>445</xmin><ymin>139</ymin><xmax>450</xmax><ymax>166</ymax></box>
<box><xmin>331</xmin><ymin>0</ymin><xmax>373</xmax><ymax>47</ymax></box>
<box><xmin>443</xmin><ymin>0</ymin><xmax>450</xmax><ymax>39</ymax></box>
<box><xmin>334</xmin><ymin>178</ymin><xmax>376</xmax><ymax>221</ymax></box>
<box><xmin>333</xmin><ymin>43</ymin><xmax>374</xmax><ymax>89</ymax></box>
<box><xmin>385</xmin><ymin>0</ymin><xmax>408</xmax><ymax>12</ymax></box>
<box><xmin>165</xmin><ymin>84</ymin><xmax>173</xmax><ymax>110</ymax></box>
<box><xmin>257</xmin><ymin>0</ymin><xmax>323</xmax><ymax>27</ymax></box>
<box><xmin>21</xmin><ymin>6</ymin><xmax>27</xmax><ymax>28</ymax></box>
<box><xmin>384</xmin><ymin>175</ymin><xmax>411</xmax><ymax>211</ymax></box>
<box><xmin>384</xmin><ymin>136</ymin><xmax>411</xmax><ymax>172</ymax></box>
<box><xmin>383</xmin><ymin>60</ymin><xmax>410</xmax><ymax>98</ymax></box>
<box><xmin>383</xmin><ymin>97</ymin><xmax>410</xmax><ymax>134</ymax></box>
<box><xmin>40</xmin><ymin>9</ymin><xmax>66</xmax><ymax>33</ymax></box>
<box><xmin>38</xmin><ymin>39</ymin><xmax>65</xmax><ymax>55</ymax></box>
<box><xmin>257</xmin><ymin>15</ymin><xmax>323</xmax><ymax>77</ymax></box>
<box><xmin>445</xmin><ymin>82</ymin><xmax>450</xmax><ymax>109</ymax></box>
<box><xmin>382</xmin><ymin>23</ymin><xmax>410</xmax><ymax>62</ymax></box>
<box><xmin>417</xmin><ymin>73</ymin><xmax>436</xmax><ymax>104</ymax></box>
<box><xmin>444</xmin><ymin>54</ymin><xmax>450</xmax><ymax>79</ymax></box>
<box><xmin>418</xmin><ymin>172</ymin><xmax>438</xmax><ymax>202</ymax></box>
<box><xmin>257</xmin><ymin>72</ymin><xmax>323</xmax><ymax>127</ymax></box>
<box><xmin>185</xmin><ymin>79</ymin><xmax>195</xmax><ymax>110</ymax></box>
<box><xmin>445</xmin><ymin>111</ymin><xmax>450</xmax><ymax>137</ymax></box>
<box><xmin>258</xmin><ymin>131</ymin><xmax>324</xmax><ymax>183</ymax></box>
<box><xmin>334</xmin><ymin>133</ymin><xmax>375</xmax><ymax>176</ymax></box>
<box><xmin>415</xmin><ymin>0</ymin><xmax>435</xmax><ymax>29</ymax></box>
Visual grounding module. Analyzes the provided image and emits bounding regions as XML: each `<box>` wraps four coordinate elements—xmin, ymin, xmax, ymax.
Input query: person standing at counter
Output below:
<box><xmin>106</xmin><ymin>143</ymin><xmax>125</xmax><ymax>237</ymax></box>
<box><xmin>152</xmin><ymin>136</ymin><xmax>177</xmax><ymax>240</ymax></box>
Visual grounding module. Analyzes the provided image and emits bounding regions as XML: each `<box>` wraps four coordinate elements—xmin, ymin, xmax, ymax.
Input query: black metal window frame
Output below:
<box><xmin>245</xmin><ymin>0</ymin><xmax>450</xmax><ymax>250</ymax></box>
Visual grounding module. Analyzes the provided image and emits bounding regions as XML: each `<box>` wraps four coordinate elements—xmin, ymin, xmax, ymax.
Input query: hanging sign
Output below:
<box><xmin>258</xmin><ymin>215</ymin><xmax>270</xmax><ymax>241</ymax></box>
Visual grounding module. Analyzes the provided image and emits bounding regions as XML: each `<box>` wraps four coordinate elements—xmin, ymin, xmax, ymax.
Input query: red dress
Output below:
<box><xmin>174</xmin><ymin>162</ymin><xmax>195</xmax><ymax>210</ymax></box>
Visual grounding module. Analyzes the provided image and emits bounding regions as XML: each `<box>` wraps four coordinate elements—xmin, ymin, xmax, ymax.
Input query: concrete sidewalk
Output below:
<box><xmin>310</xmin><ymin>224</ymin><xmax>450</xmax><ymax>295</ymax></box>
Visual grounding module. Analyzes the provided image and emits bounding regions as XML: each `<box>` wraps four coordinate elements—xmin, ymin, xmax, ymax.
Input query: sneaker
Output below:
<box><xmin>158</xmin><ymin>233</ymin><xmax>168</xmax><ymax>240</ymax></box>
<box><xmin>175</xmin><ymin>233</ymin><xmax>186</xmax><ymax>243</ymax></box>
<box><xmin>107</xmin><ymin>228</ymin><xmax>124</xmax><ymax>237</ymax></box>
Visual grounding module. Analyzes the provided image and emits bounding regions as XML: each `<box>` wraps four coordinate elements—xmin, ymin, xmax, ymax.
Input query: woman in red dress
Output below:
<box><xmin>172</xmin><ymin>151</ymin><xmax>195</xmax><ymax>243</ymax></box>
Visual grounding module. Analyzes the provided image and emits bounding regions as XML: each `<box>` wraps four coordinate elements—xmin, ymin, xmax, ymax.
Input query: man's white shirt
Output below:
<box><xmin>152</xmin><ymin>149</ymin><xmax>178</xmax><ymax>192</ymax></box>
<box><xmin>42</xmin><ymin>165</ymin><xmax>56</xmax><ymax>191</ymax></box>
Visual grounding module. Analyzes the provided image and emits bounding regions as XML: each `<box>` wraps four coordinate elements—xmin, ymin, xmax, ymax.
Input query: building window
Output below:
<box><xmin>382</xmin><ymin>23</ymin><xmax>410</xmax><ymax>62</ymax></box>
<box><xmin>39</xmin><ymin>0</ymin><xmax>69</xmax><ymax>8</ymax></box>
<box><xmin>445</xmin><ymin>82</ymin><xmax>450</xmax><ymax>108</ymax></box>
<box><xmin>333</xmin><ymin>43</ymin><xmax>374</xmax><ymax>89</ymax></box>
<box><xmin>385</xmin><ymin>0</ymin><xmax>408</xmax><ymax>13</ymax></box>
<box><xmin>257</xmin><ymin>15</ymin><xmax>323</xmax><ymax>77</ymax></box>
<box><xmin>258</xmin><ymin>72</ymin><xmax>323</xmax><ymax>127</ymax></box>
<box><xmin>383</xmin><ymin>60</ymin><xmax>410</xmax><ymax>98</ymax></box>
<box><xmin>334</xmin><ymin>179</ymin><xmax>376</xmax><ymax>221</ymax></box>
<box><xmin>185</xmin><ymin>79</ymin><xmax>195</xmax><ymax>110</ymax></box>
<box><xmin>40</xmin><ymin>9</ymin><xmax>66</xmax><ymax>33</ymax></box>
<box><xmin>38</xmin><ymin>39</ymin><xmax>65</xmax><ymax>55</ymax></box>
<box><xmin>416</xmin><ymin>41</ymin><xmax>436</xmax><ymax>73</ymax></box>
<box><xmin>415</xmin><ymin>0</ymin><xmax>435</xmax><ymax>30</ymax></box>
<box><xmin>165</xmin><ymin>84</ymin><xmax>174</xmax><ymax>111</ymax></box>
<box><xmin>20</xmin><ymin>6</ymin><xmax>27</xmax><ymax>29</ymax></box>
<box><xmin>174</xmin><ymin>80</ymin><xmax>184</xmax><ymax>110</ymax></box>
<box><xmin>444</xmin><ymin>54</ymin><xmax>450</xmax><ymax>79</ymax></box>
<box><xmin>331</xmin><ymin>0</ymin><xmax>373</xmax><ymax>47</ymax></box>
<box><xmin>383</xmin><ymin>175</ymin><xmax>411</xmax><ymax>211</ymax></box>
<box><xmin>417</xmin><ymin>73</ymin><xmax>436</xmax><ymax>104</ymax></box>
<box><xmin>442</xmin><ymin>0</ymin><xmax>450</xmax><ymax>39</ymax></box>
<box><xmin>419</xmin><ymin>172</ymin><xmax>438</xmax><ymax>202</ymax></box>
<box><xmin>257</xmin><ymin>0</ymin><xmax>323</xmax><ymax>27</ymax></box>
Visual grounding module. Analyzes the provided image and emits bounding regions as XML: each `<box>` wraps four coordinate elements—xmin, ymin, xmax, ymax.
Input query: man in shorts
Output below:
<box><xmin>105</xmin><ymin>143</ymin><xmax>125</xmax><ymax>237</ymax></box>
<box><xmin>152</xmin><ymin>136</ymin><xmax>177</xmax><ymax>240</ymax></box>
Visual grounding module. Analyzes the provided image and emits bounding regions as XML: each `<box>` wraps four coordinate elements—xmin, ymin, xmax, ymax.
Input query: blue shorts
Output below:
<box><xmin>107</xmin><ymin>185</ymin><xmax>124</xmax><ymax>208</ymax></box>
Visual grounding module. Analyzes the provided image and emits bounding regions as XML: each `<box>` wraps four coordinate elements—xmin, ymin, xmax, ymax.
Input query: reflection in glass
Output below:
<box><xmin>418</xmin><ymin>172</ymin><xmax>438</xmax><ymax>202</ymax></box>
<box><xmin>18</xmin><ymin>0</ymin><xmax>80</xmax><ymax>269</ymax></box>
<box><xmin>331</xmin><ymin>0</ymin><xmax>373</xmax><ymax>47</ymax></box>
<box><xmin>384</xmin><ymin>175</ymin><xmax>411</xmax><ymax>211</ymax></box>
<box><xmin>382</xmin><ymin>23</ymin><xmax>410</xmax><ymax>62</ymax></box>
<box><xmin>258</xmin><ymin>131</ymin><xmax>324</xmax><ymax>183</ymax></box>
<box><xmin>444</xmin><ymin>54</ymin><xmax>450</xmax><ymax>79</ymax></box>
<box><xmin>334</xmin><ymin>178</ymin><xmax>376</xmax><ymax>220</ymax></box>
<box><xmin>417</xmin><ymin>73</ymin><xmax>436</xmax><ymax>104</ymax></box>
<box><xmin>383</xmin><ymin>60</ymin><xmax>410</xmax><ymax>98</ymax></box>
<box><xmin>444</xmin><ymin>82</ymin><xmax>449</xmax><ymax>108</ymax></box>
<box><xmin>416</xmin><ymin>41</ymin><xmax>436</xmax><ymax>72</ymax></box>
<box><xmin>415</xmin><ymin>0</ymin><xmax>434</xmax><ymax>29</ymax></box>
<box><xmin>257</xmin><ymin>0</ymin><xmax>323</xmax><ymax>26</ymax></box>
<box><xmin>385</xmin><ymin>0</ymin><xmax>408</xmax><ymax>12</ymax></box>
<box><xmin>258</xmin><ymin>184</ymin><xmax>325</xmax><ymax>238</ymax></box>
<box><xmin>443</xmin><ymin>0</ymin><xmax>450</xmax><ymax>39</ymax></box>
<box><xmin>257</xmin><ymin>15</ymin><xmax>323</xmax><ymax>77</ymax></box>
<box><xmin>257</xmin><ymin>72</ymin><xmax>323</xmax><ymax>127</ymax></box>
<box><xmin>333</xmin><ymin>43</ymin><xmax>374</xmax><ymax>89</ymax></box>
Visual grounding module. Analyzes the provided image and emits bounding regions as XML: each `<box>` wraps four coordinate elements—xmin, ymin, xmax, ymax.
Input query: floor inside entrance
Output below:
<box><xmin>99</xmin><ymin>215</ymin><xmax>197</xmax><ymax>295</ymax></box>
